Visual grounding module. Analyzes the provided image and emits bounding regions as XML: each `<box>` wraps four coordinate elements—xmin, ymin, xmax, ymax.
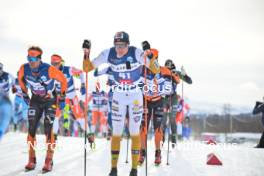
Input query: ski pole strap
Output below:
<box><xmin>83</xmin><ymin>59</ymin><xmax>94</xmax><ymax>73</ymax></box>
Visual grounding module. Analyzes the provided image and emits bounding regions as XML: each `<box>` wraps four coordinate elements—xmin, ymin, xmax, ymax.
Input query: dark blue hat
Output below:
<box><xmin>114</xmin><ymin>31</ymin><xmax>130</xmax><ymax>44</ymax></box>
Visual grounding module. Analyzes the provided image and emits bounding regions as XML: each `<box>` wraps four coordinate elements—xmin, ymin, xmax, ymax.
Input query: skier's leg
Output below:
<box><xmin>13</xmin><ymin>96</ymin><xmax>21</xmax><ymax>131</ymax></box>
<box><xmin>91</xmin><ymin>111</ymin><xmax>98</xmax><ymax>134</ymax></box>
<box><xmin>161</xmin><ymin>97</ymin><xmax>169</xmax><ymax>145</ymax></box>
<box><xmin>256</xmin><ymin>131</ymin><xmax>264</xmax><ymax>148</ymax></box>
<box><xmin>153</xmin><ymin>100</ymin><xmax>163</xmax><ymax>165</ymax></box>
<box><xmin>21</xmin><ymin>97</ymin><xmax>29</xmax><ymax>130</ymax></box>
<box><xmin>42</xmin><ymin>100</ymin><xmax>56</xmax><ymax>172</ymax></box>
<box><xmin>0</xmin><ymin>98</ymin><xmax>12</xmax><ymax>140</ymax></box>
<box><xmin>139</xmin><ymin>101</ymin><xmax>151</xmax><ymax>164</ymax></box>
<box><xmin>153</xmin><ymin>101</ymin><xmax>163</xmax><ymax>150</ymax></box>
<box><xmin>53</xmin><ymin>108</ymin><xmax>61</xmax><ymax>135</ymax></box>
<box><xmin>128</xmin><ymin>92</ymin><xmax>143</xmax><ymax>170</ymax></box>
<box><xmin>25</xmin><ymin>99</ymin><xmax>43</xmax><ymax>170</ymax></box>
<box><xmin>110</xmin><ymin>92</ymin><xmax>126</xmax><ymax>170</ymax></box>
<box><xmin>73</xmin><ymin>120</ymin><xmax>79</xmax><ymax>137</ymax></box>
<box><xmin>100</xmin><ymin>112</ymin><xmax>107</xmax><ymax>137</ymax></box>
<box><xmin>170</xmin><ymin>94</ymin><xmax>178</xmax><ymax>145</ymax></box>
<box><xmin>63</xmin><ymin>99</ymin><xmax>71</xmax><ymax>135</ymax></box>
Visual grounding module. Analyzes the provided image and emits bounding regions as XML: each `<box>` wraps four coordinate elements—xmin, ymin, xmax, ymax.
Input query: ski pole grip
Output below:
<box><xmin>142</xmin><ymin>41</ymin><xmax>151</xmax><ymax>51</ymax></box>
<box><xmin>82</xmin><ymin>40</ymin><xmax>91</xmax><ymax>49</ymax></box>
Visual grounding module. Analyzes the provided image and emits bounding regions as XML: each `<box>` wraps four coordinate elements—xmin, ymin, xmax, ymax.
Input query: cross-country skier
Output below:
<box><xmin>138</xmin><ymin>48</ymin><xmax>165</xmax><ymax>166</ymax></box>
<box><xmin>18</xmin><ymin>46</ymin><xmax>67</xmax><ymax>173</ymax></box>
<box><xmin>253</xmin><ymin>97</ymin><xmax>264</xmax><ymax>148</ymax></box>
<box><xmin>0</xmin><ymin>62</ymin><xmax>14</xmax><ymax>140</ymax></box>
<box><xmin>50</xmin><ymin>54</ymin><xmax>87</xmax><ymax>138</ymax></box>
<box><xmin>162</xmin><ymin>59</ymin><xmax>192</xmax><ymax>148</ymax></box>
<box><xmin>94</xmin><ymin>67</ymin><xmax>115</xmax><ymax>140</ymax></box>
<box><xmin>82</xmin><ymin>31</ymin><xmax>160</xmax><ymax>176</ymax></box>
<box><xmin>12</xmin><ymin>73</ymin><xmax>29</xmax><ymax>132</ymax></box>
<box><xmin>88</xmin><ymin>81</ymin><xmax>108</xmax><ymax>143</ymax></box>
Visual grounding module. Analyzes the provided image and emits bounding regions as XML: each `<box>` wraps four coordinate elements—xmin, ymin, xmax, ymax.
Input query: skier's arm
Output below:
<box><xmin>8</xmin><ymin>73</ymin><xmax>15</xmax><ymax>87</ymax></box>
<box><xmin>253</xmin><ymin>102</ymin><xmax>264</xmax><ymax>115</ymax></box>
<box><xmin>83</xmin><ymin>49</ymin><xmax>109</xmax><ymax>73</ymax></box>
<box><xmin>8</xmin><ymin>73</ymin><xmax>16</xmax><ymax>93</ymax></box>
<box><xmin>176</xmin><ymin>71</ymin><xmax>192</xmax><ymax>84</ymax></box>
<box><xmin>48</xmin><ymin>66</ymin><xmax>67</xmax><ymax>95</ymax></box>
<box><xmin>160</xmin><ymin>66</ymin><xmax>180</xmax><ymax>84</ymax></box>
<box><xmin>175</xmin><ymin>67</ymin><xmax>192</xmax><ymax>84</ymax></box>
<box><xmin>136</xmin><ymin>48</ymin><xmax>160</xmax><ymax>74</ymax></box>
<box><xmin>87</xmin><ymin>93</ymin><xmax>93</xmax><ymax>103</ymax></box>
<box><xmin>70</xmin><ymin>67</ymin><xmax>85</xmax><ymax>85</ymax></box>
<box><xmin>94</xmin><ymin>67</ymin><xmax>110</xmax><ymax>77</ymax></box>
<box><xmin>18</xmin><ymin>65</ymin><xmax>28</xmax><ymax>94</ymax></box>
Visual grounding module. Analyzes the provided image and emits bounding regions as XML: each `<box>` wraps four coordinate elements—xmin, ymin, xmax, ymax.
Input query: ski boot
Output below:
<box><xmin>138</xmin><ymin>149</ymin><xmax>146</xmax><ymax>166</ymax></box>
<box><xmin>129</xmin><ymin>168</ymin><xmax>137</xmax><ymax>176</ymax></box>
<box><xmin>42</xmin><ymin>146</ymin><xmax>54</xmax><ymax>174</ymax></box>
<box><xmin>171</xmin><ymin>134</ymin><xmax>177</xmax><ymax>149</ymax></box>
<box><xmin>25</xmin><ymin>135</ymin><xmax>36</xmax><ymax>171</ymax></box>
<box><xmin>42</xmin><ymin>157</ymin><xmax>53</xmax><ymax>173</ymax></box>
<box><xmin>87</xmin><ymin>133</ymin><xmax>95</xmax><ymax>149</ymax></box>
<box><xmin>25</xmin><ymin>157</ymin><xmax>36</xmax><ymax>171</ymax></box>
<box><xmin>154</xmin><ymin>149</ymin><xmax>161</xmax><ymax>166</ymax></box>
<box><xmin>107</xmin><ymin>128</ymin><xmax>112</xmax><ymax>140</ymax></box>
<box><xmin>108</xmin><ymin>168</ymin><xmax>117</xmax><ymax>176</ymax></box>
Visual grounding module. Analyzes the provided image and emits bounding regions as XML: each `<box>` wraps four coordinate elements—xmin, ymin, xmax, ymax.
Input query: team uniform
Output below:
<box><xmin>91</xmin><ymin>47</ymin><xmax>159</xmax><ymax>175</ymax></box>
<box><xmin>82</xmin><ymin>32</ymin><xmax>160</xmax><ymax>176</ymax></box>
<box><xmin>53</xmin><ymin>66</ymin><xmax>86</xmax><ymax>136</ymax></box>
<box><xmin>139</xmin><ymin>58</ymin><xmax>180</xmax><ymax>165</ymax></box>
<box><xmin>18</xmin><ymin>61</ymin><xmax>67</xmax><ymax>172</ymax></box>
<box><xmin>161</xmin><ymin>67</ymin><xmax>181</xmax><ymax>147</ymax></box>
<box><xmin>180</xmin><ymin>101</ymin><xmax>191</xmax><ymax>140</ymax></box>
<box><xmin>94</xmin><ymin>67</ymin><xmax>114</xmax><ymax>138</ymax></box>
<box><xmin>13</xmin><ymin>78</ymin><xmax>29</xmax><ymax>131</ymax></box>
<box><xmin>0</xmin><ymin>70</ymin><xmax>14</xmax><ymax>140</ymax></box>
<box><xmin>89</xmin><ymin>90</ymin><xmax>108</xmax><ymax>136</ymax></box>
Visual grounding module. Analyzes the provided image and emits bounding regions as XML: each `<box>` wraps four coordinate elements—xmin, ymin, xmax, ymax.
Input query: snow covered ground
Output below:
<box><xmin>0</xmin><ymin>132</ymin><xmax>264</xmax><ymax>176</ymax></box>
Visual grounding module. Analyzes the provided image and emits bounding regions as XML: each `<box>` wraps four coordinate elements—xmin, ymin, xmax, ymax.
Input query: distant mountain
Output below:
<box><xmin>188</xmin><ymin>99</ymin><xmax>252</xmax><ymax>115</ymax></box>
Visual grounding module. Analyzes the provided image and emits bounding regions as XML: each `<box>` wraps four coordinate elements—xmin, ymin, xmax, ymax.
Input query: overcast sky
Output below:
<box><xmin>0</xmin><ymin>0</ymin><xmax>263</xmax><ymax>113</ymax></box>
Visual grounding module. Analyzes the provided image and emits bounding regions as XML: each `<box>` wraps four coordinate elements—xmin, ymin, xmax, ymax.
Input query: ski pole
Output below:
<box><xmin>167</xmin><ymin>71</ymin><xmax>174</xmax><ymax>166</ymax></box>
<box><xmin>82</xmin><ymin>39</ymin><xmax>91</xmax><ymax>176</ymax></box>
<box><xmin>166</xmin><ymin>97</ymin><xmax>171</xmax><ymax>165</ymax></box>
<box><xmin>125</xmin><ymin>133</ymin><xmax>129</xmax><ymax>163</ymax></box>
<box><xmin>142</xmin><ymin>40</ymin><xmax>151</xmax><ymax>176</ymax></box>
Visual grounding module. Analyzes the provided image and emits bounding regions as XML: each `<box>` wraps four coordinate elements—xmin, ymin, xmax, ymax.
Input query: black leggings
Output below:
<box><xmin>141</xmin><ymin>99</ymin><xmax>164</xmax><ymax>132</ymax></box>
<box><xmin>28</xmin><ymin>95</ymin><xmax>56</xmax><ymax>141</ymax></box>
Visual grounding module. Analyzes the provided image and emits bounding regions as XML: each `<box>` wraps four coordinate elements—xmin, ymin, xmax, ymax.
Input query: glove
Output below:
<box><xmin>12</xmin><ymin>86</ymin><xmax>17</xmax><ymax>94</ymax></box>
<box><xmin>82</xmin><ymin>40</ymin><xmax>91</xmax><ymax>49</ymax></box>
<box><xmin>142</xmin><ymin>41</ymin><xmax>151</xmax><ymax>51</ymax></box>
<box><xmin>44</xmin><ymin>90</ymin><xmax>53</xmax><ymax>99</ymax></box>
<box><xmin>80</xmin><ymin>83</ymin><xmax>86</xmax><ymax>95</ymax></box>
<box><xmin>94</xmin><ymin>68</ymin><xmax>99</xmax><ymax>77</ymax></box>
<box><xmin>22</xmin><ymin>93</ymin><xmax>30</xmax><ymax>105</ymax></box>
<box><xmin>58</xmin><ymin>93</ymin><xmax>66</xmax><ymax>110</ymax></box>
<box><xmin>181</xmin><ymin>66</ymin><xmax>187</xmax><ymax>76</ymax></box>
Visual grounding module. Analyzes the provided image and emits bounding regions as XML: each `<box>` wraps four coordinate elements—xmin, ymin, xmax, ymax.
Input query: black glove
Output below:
<box><xmin>22</xmin><ymin>93</ymin><xmax>30</xmax><ymax>105</ymax></box>
<box><xmin>58</xmin><ymin>93</ymin><xmax>66</xmax><ymax>110</ymax></box>
<box><xmin>142</xmin><ymin>41</ymin><xmax>154</xmax><ymax>59</ymax></box>
<box><xmin>12</xmin><ymin>86</ymin><xmax>17</xmax><ymax>94</ymax></box>
<box><xmin>256</xmin><ymin>101</ymin><xmax>262</xmax><ymax>106</ymax></box>
<box><xmin>82</xmin><ymin>40</ymin><xmax>91</xmax><ymax>49</ymax></box>
<box><xmin>142</xmin><ymin>41</ymin><xmax>151</xmax><ymax>51</ymax></box>
<box><xmin>94</xmin><ymin>68</ymin><xmax>99</xmax><ymax>77</ymax></box>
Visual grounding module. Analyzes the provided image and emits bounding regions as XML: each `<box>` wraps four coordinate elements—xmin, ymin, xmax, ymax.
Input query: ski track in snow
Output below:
<box><xmin>0</xmin><ymin>132</ymin><xmax>264</xmax><ymax>176</ymax></box>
